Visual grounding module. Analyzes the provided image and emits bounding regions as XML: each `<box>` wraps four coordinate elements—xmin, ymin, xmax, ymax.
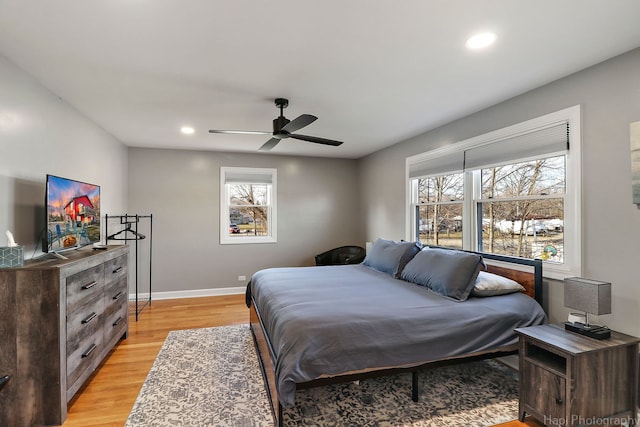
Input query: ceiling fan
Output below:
<box><xmin>208</xmin><ymin>98</ymin><xmax>344</xmax><ymax>151</ymax></box>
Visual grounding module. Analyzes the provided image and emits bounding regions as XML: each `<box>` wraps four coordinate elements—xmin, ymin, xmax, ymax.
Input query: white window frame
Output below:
<box><xmin>406</xmin><ymin>105</ymin><xmax>581</xmax><ymax>279</ymax></box>
<box><xmin>220</xmin><ymin>167</ymin><xmax>277</xmax><ymax>245</ymax></box>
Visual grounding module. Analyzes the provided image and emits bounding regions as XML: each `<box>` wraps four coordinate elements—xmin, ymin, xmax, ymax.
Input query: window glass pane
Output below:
<box><xmin>228</xmin><ymin>206</ymin><xmax>268</xmax><ymax>237</ymax></box>
<box><xmin>226</xmin><ymin>182</ymin><xmax>270</xmax><ymax>238</ymax></box>
<box><xmin>479</xmin><ymin>199</ymin><xmax>564</xmax><ymax>262</ymax></box>
<box><xmin>416</xmin><ymin>203</ymin><xmax>463</xmax><ymax>249</ymax></box>
<box><xmin>229</xmin><ymin>183</ymin><xmax>269</xmax><ymax>205</ymax></box>
<box><xmin>418</xmin><ymin>174</ymin><xmax>464</xmax><ymax>203</ymax></box>
<box><xmin>481</xmin><ymin>156</ymin><xmax>565</xmax><ymax>199</ymax></box>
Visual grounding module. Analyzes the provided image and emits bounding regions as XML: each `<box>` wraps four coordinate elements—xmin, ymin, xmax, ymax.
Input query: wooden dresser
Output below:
<box><xmin>0</xmin><ymin>245</ymin><xmax>129</xmax><ymax>426</ymax></box>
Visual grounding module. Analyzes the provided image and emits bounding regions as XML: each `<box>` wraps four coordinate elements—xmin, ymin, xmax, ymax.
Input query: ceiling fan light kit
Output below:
<box><xmin>208</xmin><ymin>98</ymin><xmax>344</xmax><ymax>151</ymax></box>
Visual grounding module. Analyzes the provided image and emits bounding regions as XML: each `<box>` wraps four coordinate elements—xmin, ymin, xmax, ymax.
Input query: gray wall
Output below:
<box><xmin>360</xmin><ymin>48</ymin><xmax>640</xmax><ymax>337</ymax></box>
<box><xmin>3</xmin><ymin>41</ymin><xmax>639</xmax><ymax>337</ymax></box>
<box><xmin>0</xmin><ymin>54</ymin><xmax>128</xmax><ymax>257</ymax></box>
<box><xmin>127</xmin><ymin>147</ymin><xmax>363</xmax><ymax>294</ymax></box>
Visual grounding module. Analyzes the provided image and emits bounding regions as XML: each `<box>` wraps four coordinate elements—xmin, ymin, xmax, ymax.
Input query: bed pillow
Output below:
<box><xmin>363</xmin><ymin>238</ymin><xmax>420</xmax><ymax>278</ymax></box>
<box><xmin>400</xmin><ymin>247</ymin><xmax>484</xmax><ymax>301</ymax></box>
<box><xmin>471</xmin><ymin>271</ymin><xmax>525</xmax><ymax>297</ymax></box>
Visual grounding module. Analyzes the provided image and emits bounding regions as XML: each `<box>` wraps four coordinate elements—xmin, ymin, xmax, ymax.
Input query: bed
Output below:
<box><xmin>247</xmin><ymin>240</ymin><xmax>547</xmax><ymax>426</ymax></box>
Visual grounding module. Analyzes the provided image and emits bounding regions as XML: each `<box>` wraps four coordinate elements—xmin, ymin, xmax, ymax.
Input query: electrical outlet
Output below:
<box><xmin>238</xmin><ymin>275</ymin><xmax>246</xmax><ymax>281</ymax></box>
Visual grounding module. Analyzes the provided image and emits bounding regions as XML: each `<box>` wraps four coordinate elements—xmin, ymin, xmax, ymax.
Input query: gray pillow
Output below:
<box><xmin>400</xmin><ymin>247</ymin><xmax>484</xmax><ymax>301</ymax></box>
<box><xmin>363</xmin><ymin>238</ymin><xmax>420</xmax><ymax>278</ymax></box>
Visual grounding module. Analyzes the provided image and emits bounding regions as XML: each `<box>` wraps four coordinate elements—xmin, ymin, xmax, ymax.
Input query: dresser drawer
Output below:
<box><xmin>67</xmin><ymin>294</ymin><xmax>105</xmax><ymax>354</ymax></box>
<box><xmin>104</xmin><ymin>277</ymin><xmax>127</xmax><ymax>315</ymax></box>
<box><xmin>66</xmin><ymin>327</ymin><xmax>104</xmax><ymax>390</ymax></box>
<box><xmin>104</xmin><ymin>255</ymin><xmax>127</xmax><ymax>287</ymax></box>
<box><xmin>66</xmin><ymin>264</ymin><xmax>104</xmax><ymax>314</ymax></box>
<box><xmin>104</xmin><ymin>302</ymin><xmax>128</xmax><ymax>344</ymax></box>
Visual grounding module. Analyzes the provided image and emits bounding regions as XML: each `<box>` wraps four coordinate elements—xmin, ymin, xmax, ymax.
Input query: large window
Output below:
<box><xmin>220</xmin><ymin>167</ymin><xmax>277</xmax><ymax>244</ymax></box>
<box><xmin>407</xmin><ymin>106</ymin><xmax>581</xmax><ymax>279</ymax></box>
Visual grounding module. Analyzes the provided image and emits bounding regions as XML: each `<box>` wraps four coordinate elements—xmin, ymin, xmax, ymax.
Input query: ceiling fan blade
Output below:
<box><xmin>281</xmin><ymin>114</ymin><xmax>317</xmax><ymax>134</ymax></box>
<box><xmin>208</xmin><ymin>129</ymin><xmax>270</xmax><ymax>135</ymax></box>
<box><xmin>258</xmin><ymin>138</ymin><xmax>281</xmax><ymax>151</ymax></box>
<box><xmin>289</xmin><ymin>134</ymin><xmax>344</xmax><ymax>147</ymax></box>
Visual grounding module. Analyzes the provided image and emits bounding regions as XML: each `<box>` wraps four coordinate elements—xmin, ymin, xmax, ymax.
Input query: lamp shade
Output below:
<box><xmin>564</xmin><ymin>277</ymin><xmax>611</xmax><ymax>315</ymax></box>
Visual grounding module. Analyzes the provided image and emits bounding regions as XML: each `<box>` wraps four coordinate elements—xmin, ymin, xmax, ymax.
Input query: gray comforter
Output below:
<box><xmin>250</xmin><ymin>264</ymin><xmax>546</xmax><ymax>408</ymax></box>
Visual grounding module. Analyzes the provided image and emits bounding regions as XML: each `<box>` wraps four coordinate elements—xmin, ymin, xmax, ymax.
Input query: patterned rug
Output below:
<box><xmin>125</xmin><ymin>324</ymin><xmax>519</xmax><ymax>427</ymax></box>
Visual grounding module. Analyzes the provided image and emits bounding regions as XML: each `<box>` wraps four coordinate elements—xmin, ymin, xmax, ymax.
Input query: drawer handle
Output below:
<box><xmin>112</xmin><ymin>291</ymin><xmax>123</xmax><ymax>301</ymax></box>
<box><xmin>112</xmin><ymin>266</ymin><xmax>123</xmax><ymax>274</ymax></box>
<box><xmin>555</xmin><ymin>397</ymin><xmax>563</xmax><ymax>405</ymax></box>
<box><xmin>81</xmin><ymin>344</ymin><xmax>97</xmax><ymax>358</ymax></box>
<box><xmin>81</xmin><ymin>312</ymin><xmax>97</xmax><ymax>324</ymax></box>
<box><xmin>0</xmin><ymin>375</ymin><xmax>9</xmax><ymax>390</ymax></box>
<box><xmin>81</xmin><ymin>281</ymin><xmax>98</xmax><ymax>290</ymax></box>
<box><xmin>112</xmin><ymin>316</ymin><xmax>123</xmax><ymax>327</ymax></box>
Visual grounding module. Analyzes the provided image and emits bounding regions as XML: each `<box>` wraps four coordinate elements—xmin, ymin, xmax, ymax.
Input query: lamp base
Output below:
<box><xmin>564</xmin><ymin>322</ymin><xmax>611</xmax><ymax>340</ymax></box>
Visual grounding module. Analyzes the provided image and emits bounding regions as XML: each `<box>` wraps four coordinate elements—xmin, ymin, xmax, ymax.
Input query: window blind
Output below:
<box><xmin>408</xmin><ymin>122</ymin><xmax>569</xmax><ymax>179</ymax></box>
<box><xmin>408</xmin><ymin>150</ymin><xmax>465</xmax><ymax>179</ymax></box>
<box><xmin>224</xmin><ymin>172</ymin><xmax>273</xmax><ymax>184</ymax></box>
<box><xmin>464</xmin><ymin>122</ymin><xmax>569</xmax><ymax>171</ymax></box>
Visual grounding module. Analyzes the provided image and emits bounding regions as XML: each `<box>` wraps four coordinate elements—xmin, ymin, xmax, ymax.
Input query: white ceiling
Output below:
<box><xmin>1</xmin><ymin>1</ymin><xmax>640</xmax><ymax>159</ymax></box>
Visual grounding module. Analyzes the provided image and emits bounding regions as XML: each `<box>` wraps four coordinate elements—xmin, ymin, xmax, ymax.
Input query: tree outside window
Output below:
<box><xmin>228</xmin><ymin>183</ymin><xmax>269</xmax><ymax>237</ymax></box>
<box><xmin>478</xmin><ymin>156</ymin><xmax>565</xmax><ymax>262</ymax></box>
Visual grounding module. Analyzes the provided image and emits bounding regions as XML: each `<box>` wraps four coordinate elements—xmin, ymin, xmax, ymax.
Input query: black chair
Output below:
<box><xmin>315</xmin><ymin>245</ymin><xmax>366</xmax><ymax>266</ymax></box>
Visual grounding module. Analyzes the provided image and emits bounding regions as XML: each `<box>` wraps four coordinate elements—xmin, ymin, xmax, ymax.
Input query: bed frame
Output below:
<box><xmin>249</xmin><ymin>250</ymin><xmax>543</xmax><ymax>427</ymax></box>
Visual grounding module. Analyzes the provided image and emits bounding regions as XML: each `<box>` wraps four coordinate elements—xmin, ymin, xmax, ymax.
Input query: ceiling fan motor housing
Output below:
<box><xmin>273</xmin><ymin>116</ymin><xmax>291</xmax><ymax>137</ymax></box>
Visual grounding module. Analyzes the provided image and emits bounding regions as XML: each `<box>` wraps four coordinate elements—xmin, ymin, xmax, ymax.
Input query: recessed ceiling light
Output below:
<box><xmin>465</xmin><ymin>32</ymin><xmax>497</xmax><ymax>50</ymax></box>
<box><xmin>181</xmin><ymin>126</ymin><xmax>195</xmax><ymax>135</ymax></box>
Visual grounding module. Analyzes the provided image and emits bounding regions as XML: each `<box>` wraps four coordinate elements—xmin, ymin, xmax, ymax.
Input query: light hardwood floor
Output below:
<box><xmin>61</xmin><ymin>294</ymin><xmax>542</xmax><ymax>427</ymax></box>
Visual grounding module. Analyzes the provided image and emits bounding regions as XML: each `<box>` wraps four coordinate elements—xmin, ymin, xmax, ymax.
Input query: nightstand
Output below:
<box><xmin>516</xmin><ymin>324</ymin><xmax>639</xmax><ymax>427</ymax></box>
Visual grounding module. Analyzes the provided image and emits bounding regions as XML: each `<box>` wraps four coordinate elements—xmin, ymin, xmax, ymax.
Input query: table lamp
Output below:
<box><xmin>564</xmin><ymin>277</ymin><xmax>611</xmax><ymax>339</ymax></box>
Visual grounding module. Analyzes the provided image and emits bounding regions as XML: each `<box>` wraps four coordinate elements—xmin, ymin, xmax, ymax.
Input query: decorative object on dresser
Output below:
<box><xmin>0</xmin><ymin>245</ymin><xmax>129</xmax><ymax>426</ymax></box>
<box><xmin>563</xmin><ymin>277</ymin><xmax>612</xmax><ymax>339</ymax></box>
<box><xmin>0</xmin><ymin>230</ymin><xmax>23</xmax><ymax>268</ymax></box>
<box><xmin>516</xmin><ymin>324</ymin><xmax>639</xmax><ymax>427</ymax></box>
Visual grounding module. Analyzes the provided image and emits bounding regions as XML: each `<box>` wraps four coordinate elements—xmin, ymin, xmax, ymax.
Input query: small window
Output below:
<box><xmin>220</xmin><ymin>167</ymin><xmax>277</xmax><ymax>244</ymax></box>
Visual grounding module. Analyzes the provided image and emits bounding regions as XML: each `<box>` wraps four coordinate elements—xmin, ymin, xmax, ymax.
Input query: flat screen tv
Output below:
<box><xmin>44</xmin><ymin>174</ymin><xmax>101</xmax><ymax>253</ymax></box>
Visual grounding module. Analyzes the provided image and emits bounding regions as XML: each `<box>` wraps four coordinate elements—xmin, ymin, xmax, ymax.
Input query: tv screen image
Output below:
<box><xmin>45</xmin><ymin>175</ymin><xmax>101</xmax><ymax>253</ymax></box>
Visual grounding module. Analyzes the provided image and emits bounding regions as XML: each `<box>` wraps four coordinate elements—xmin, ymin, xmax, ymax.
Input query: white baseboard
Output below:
<box><xmin>128</xmin><ymin>286</ymin><xmax>245</xmax><ymax>301</ymax></box>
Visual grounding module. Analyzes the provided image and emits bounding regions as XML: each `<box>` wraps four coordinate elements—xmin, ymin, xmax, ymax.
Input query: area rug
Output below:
<box><xmin>125</xmin><ymin>324</ymin><xmax>519</xmax><ymax>427</ymax></box>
